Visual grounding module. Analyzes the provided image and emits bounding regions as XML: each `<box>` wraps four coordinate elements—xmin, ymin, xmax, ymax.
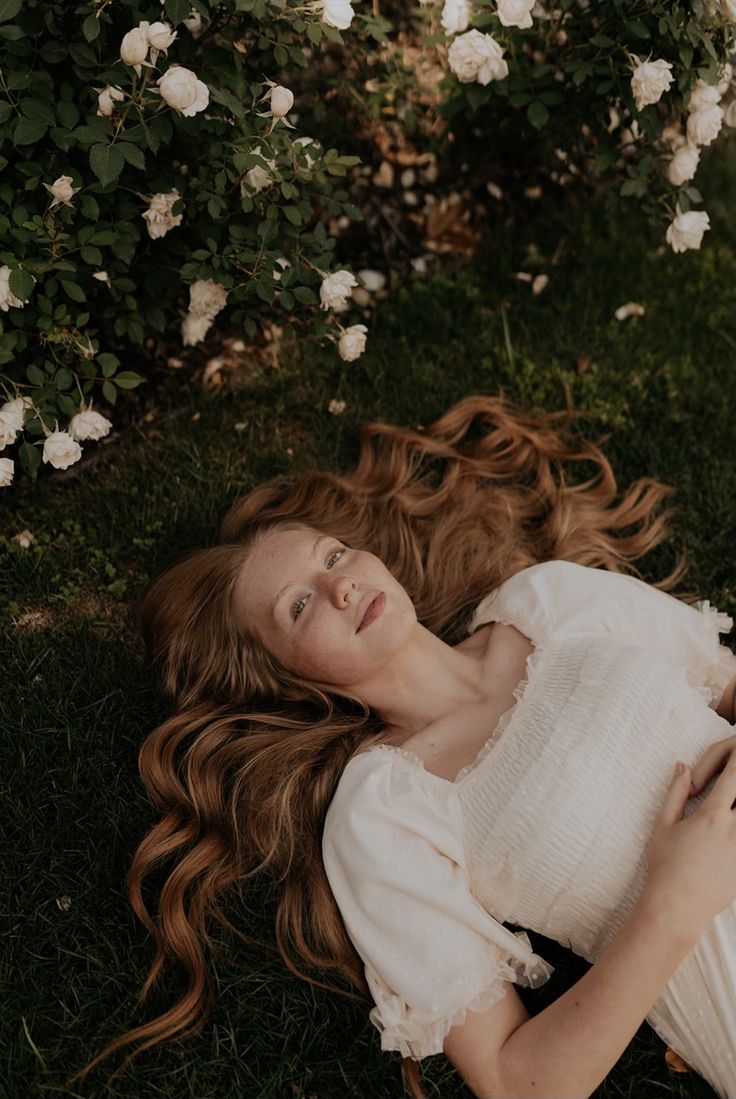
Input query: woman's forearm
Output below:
<box><xmin>494</xmin><ymin>891</ymin><xmax>698</xmax><ymax>1099</ymax></box>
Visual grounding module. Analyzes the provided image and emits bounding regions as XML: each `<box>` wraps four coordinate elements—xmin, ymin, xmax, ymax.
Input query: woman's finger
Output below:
<box><xmin>689</xmin><ymin>736</ymin><xmax>736</xmax><ymax>797</ymax></box>
<box><xmin>705</xmin><ymin>745</ymin><xmax>736</xmax><ymax>811</ymax></box>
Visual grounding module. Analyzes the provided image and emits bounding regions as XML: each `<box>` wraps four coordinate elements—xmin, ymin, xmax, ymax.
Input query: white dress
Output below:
<box><xmin>321</xmin><ymin>561</ymin><xmax>736</xmax><ymax>1097</ymax></box>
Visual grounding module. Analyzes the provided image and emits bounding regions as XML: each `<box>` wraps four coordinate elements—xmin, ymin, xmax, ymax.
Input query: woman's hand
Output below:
<box><xmin>642</xmin><ymin>749</ymin><xmax>736</xmax><ymax>943</ymax></box>
<box><xmin>688</xmin><ymin>735</ymin><xmax>736</xmax><ymax>798</ymax></box>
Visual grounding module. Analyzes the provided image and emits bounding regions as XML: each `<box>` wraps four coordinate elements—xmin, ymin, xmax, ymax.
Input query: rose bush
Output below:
<box><xmin>0</xmin><ymin>0</ymin><xmax>393</xmax><ymax>485</ymax></box>
<box><xmin>414</xmin><ymin>0</ymin><xmax>734</xmax><ymax>250</ymax></box>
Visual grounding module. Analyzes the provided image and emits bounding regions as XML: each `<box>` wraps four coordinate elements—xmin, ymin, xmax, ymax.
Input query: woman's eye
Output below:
<box><xmin>292</xmin><ymin>548</ymin><xmax>346</xmax><ymax>620</ymax></box>
<box><xmin>292</xmin><ymin>596</ymin><xmax>308</xmax><ymax>620</ymax></box>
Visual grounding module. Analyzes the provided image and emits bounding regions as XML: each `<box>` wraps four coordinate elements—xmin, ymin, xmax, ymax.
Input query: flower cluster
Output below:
<box><xmin>432</xmin><ymin>0</ymin><xmax>735</xmax><ymax>254</ymax></box>
<box><xmin>181</xmin><ymin>279</ymin><xmax>229</xmax><ymax>347</ymax></box>
<box><xmin>0</xmin><ymin>395</ymin><xmax>112</xmax><ymax>486</ymax></box>
<box><xmin>319</xmin><ymin>270</ymin><xmax>368</xmax><ymax>361</ymax></box>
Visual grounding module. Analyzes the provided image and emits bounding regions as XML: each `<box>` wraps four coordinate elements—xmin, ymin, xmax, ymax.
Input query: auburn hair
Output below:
<box><xmin>69</xmin><ymin>394</ymin><xmax>685</xmax><ymax>1099</ymax></box>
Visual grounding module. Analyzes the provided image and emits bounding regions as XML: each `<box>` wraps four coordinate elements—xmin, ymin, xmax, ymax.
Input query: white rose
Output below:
<box><xmin>272</xmin><ymin>256</ymin><xmax>291</xmax><ymax>282</ymax></box>
<box><xmin>147</xmin><ymin>21</ymin><xmax>177</xmax><ymax>50</ymax></box>
<box><xmin>183</xmin><ymin>10</ymin><xmax>205</xmax><ymax>37</ymax></box>
<box><xmin>665</xmin><ymin>209</ymin><xmax>710</xmax><ymax>253</ymax></box>
<box><xmin>0</xmin><ymin>456</ymin><xmax>13</xmax><ymax>487</ymax></box>
<box><xmin>441</xmin><ymin>0</ymin><xmax>472</xmax><ymax>35</ymax></box>
<box><xmin>310</xmin><ymin>0</ymin><xmax>355</xmax><ymax>30</ymax></box>
<box><xmin>188</xmin><ymin>278</ymin><xmax>228</xmax><ymax>319</ymax></box>
<box><xmin>240</xmin><ymin>145</ymin><xmax>277</xmax><ymax>195</ymax></box>
<box><xmin>725</xmin><ymin>100</ymin><xmax>736</xmax><ymax>127</ymax></box>
<box><xmin>721</xmin><ymin>0</ymin><xmax>736</xmax><ymax>18</ymax></box>
<box><xmin>92</xmin><ymin>270</ymin><xmax>111</xmax><ymax>282</ymax></box>
<box><xmin>0</xmin><ymin>396</ymin><xmax>31</xmax><ymax>435</ymax></box>
<box><xmin>68</xmin><ymin>408</ymin><xmax>113</xmax><ymax>442</ymax></box>
<box><xmin>447</xmin><ymin>29</ymin><xmax>508</xmax><ymax>84</ymax></box>
<box><xmin>686</xmin><ymin>103</ymin><xmax>724</xmax><ymax>145</ymax></box>
<box><xmin>44</xmin><ymin>175</ymin><xmax>77</xmax><ymax>208</ymax></box>
<box><xmin>181</xmin><ymin>313</ymin><xmax>212</xmax><ymax>346</ymax></box>
<box><xmin>666</xmin><ymin>142</ymin><xmax>700</xmax><ymax>185</ymax></box>
<box><xmin>630</xmin><ymin>57</ymin><xmax>674</xmax><ymax>111</ymax></box>
<box><xmin>337</xmin><ymin>324</ymin><xmax>368</xmax><ymax>362</ymax></box>
<box><xmin>320</xmin><ymin>270</ymin><xmax>358</xmax><ymax>311</ymax></box>
<box><xmin>0</xmin><ymin>265</ymin><xmax>27</xmax><ymax>312</ymax></box>
<box><xmin>96</xmin><ymin>85</ymin><xmax>125</xmax><ymax>118</ymax></box>
<box><xmin>157</xmin><ymin>66</ymin><xmax>210</xmax><ymax>117</ymax></box>
<box><xmin>687</xmin><ymin>78</ymin><xmax>721</xmax><ymax>112</ymax></box>
<box><xmin>496</xmin><ymin>0</ymin><xmax>534</xmax><ymax>28</ymax></box>
<box><xmin>268</xmin><ymin>85</ymin><xmax>294</xmax><ymax>117</ymax></box>
<box><xmin>42</xmin><ymin>430</ymin><xmax>83</xmax><ymax>470</ymax></box>
<box><xmin>120</xmin><ymin>24</ymin><xmax>150</xmax><ymax>66</ymax></box>
<box><xmin>0</xmin><ymin>408</ymin><xmax>20</xmax><ymax>449</ymax></box>
<box><xmin>142</xmin><ymin>189</ymin><xmax>184</xmax><ymax>240</ymax></box>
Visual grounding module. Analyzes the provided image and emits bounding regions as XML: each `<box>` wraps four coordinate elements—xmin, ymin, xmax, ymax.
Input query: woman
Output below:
<box><xmin>72</xmin><ymin>394</ymin><xmax>736</xmax><ymax>1099</ymax></box>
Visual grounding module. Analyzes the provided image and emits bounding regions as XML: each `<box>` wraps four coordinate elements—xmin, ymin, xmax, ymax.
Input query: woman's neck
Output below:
<box><xmin>349</xmin><ymin>622</ymin><xmax>492</xmax><ymax>739</ymax></box>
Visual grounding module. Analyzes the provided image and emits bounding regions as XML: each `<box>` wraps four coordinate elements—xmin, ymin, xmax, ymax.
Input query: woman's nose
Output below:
<box><xmin>328</xmin><ymin>575</ymin><xmax>358</xmax><ymax>607</ymax></box>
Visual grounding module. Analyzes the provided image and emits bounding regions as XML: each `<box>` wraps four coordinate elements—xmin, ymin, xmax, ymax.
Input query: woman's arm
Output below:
<box><xmin>445</xmin><ymin>888</ymin><xmax>697</xmax><ymax>1099</ymax></box>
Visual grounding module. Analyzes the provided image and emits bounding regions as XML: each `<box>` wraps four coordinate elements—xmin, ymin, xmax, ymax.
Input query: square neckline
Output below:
<box><xmin>358</xmin><ymin>616</ymin><xmax>544</xmax><ymax>787</ymax></box>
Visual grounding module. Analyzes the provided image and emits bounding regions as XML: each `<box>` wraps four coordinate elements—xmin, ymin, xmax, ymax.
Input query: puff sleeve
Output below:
<box><xmin>321</xmin><ymin>749</ymin><xmax>555</xmax><ymax>1060</ymax></box>
<box><xmin>469</xmin><ymin>560</ymin><xmax>736</xmax><ymax>707</ymax></box>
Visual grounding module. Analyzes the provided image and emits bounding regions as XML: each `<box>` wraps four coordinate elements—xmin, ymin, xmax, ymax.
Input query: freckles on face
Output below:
<box><xmin>233</xmin><ymin>527</ymin><xmax>416</xmax><ymax>687</ymax></box>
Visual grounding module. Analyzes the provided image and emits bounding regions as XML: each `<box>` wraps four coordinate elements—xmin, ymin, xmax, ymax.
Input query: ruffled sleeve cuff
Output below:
<box><xmin>689</xmin><ymin>600</ymin><xmax>736</xmax><ymax>707</ymax></box>
<box><xmin>366</xmin><ymin>931</ymin><xmax>554</xmax><ymax>1061</ymax></box>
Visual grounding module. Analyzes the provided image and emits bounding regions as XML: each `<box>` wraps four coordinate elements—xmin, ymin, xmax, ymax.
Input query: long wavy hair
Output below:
<box><xmin>70</xmin><ymin>394</ymin><xmax>687</xmax><ymax>1099</ymax></box>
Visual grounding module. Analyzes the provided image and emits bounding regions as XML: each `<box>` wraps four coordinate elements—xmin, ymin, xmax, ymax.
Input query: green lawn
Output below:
<box><xmin>2</xmin><ymin>142</ymin><xmax>734</xmax><ymax>1099</ymax></box>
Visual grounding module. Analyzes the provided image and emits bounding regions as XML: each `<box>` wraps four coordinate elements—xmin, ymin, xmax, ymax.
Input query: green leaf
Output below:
<box><xmin>20</xmin><ymin>99</ymin><xmax>56</xmax><ymax>125</ymax></box>
<box><xmin>283</xmin><ymin>205</ymin><xmax>302</xmax><ymax>226</ymax></box>
<box><xmin>90</xmin><ymin>229</ymin><xmax>117</xmax><ymax>245</ymax></box>
<box><xmin>306</xmin><ymin>22</ymin><xmax>322</xmax><ymax>45</ymax></box>
<box><xmin>278</xmin><ymin>289</ymin><xmax>294</xmax><ymax>310</ymax></box>
<box><xmin>97</xmin><ymin>352</ymin><xmax>119</xmax><ymax>377</ymax></box>
<box><xmin>589</xmin><ymin>34</ymin><xmax>614</xmax><ymax>47</ymax></box>
<box><xmin>89</xmin><ymin>142</ymin><xmax>125</xmax><ymax>184</ymax></box>
<box><xmin>39</xmin><ymin>42</ymin><xmax>67</xmax><ymax>63</ymax></box>
<box><xmin>8</xmin><ymin>267</ymin><xmax>33</xmax><ymax>300</ymax></box>
<box><xmin>18</xmin><ymin>440</ymin><xmax>41</xmax><ymax>475</ymax></box>
<box><xmin>102</xmin><ymin>380</ymin><xmax>117</xmax><ymax>404</ymax></box>
<box><xmin>0</xmin><ymin>23</ymin><xmax>23</xmax><ymax>39</ymax></box>
<box><xmin>82</xmin><ymin>13</ymin><xmax>100</xmax><ymax>42</ymax></box>
<box><xmin>165</xmin><ymin>0</ymin><xmax>191</xmax><ymax>23</ymax></box>
<box><xmin>0</xmin><ymin>0</ymin><xmax>21</xmax><ymax>21</ymax></box>
<box><xmin>57</xmin><ymin>101</ymin><xmax>80</xmax><ymax>129</ymax></box>
<box><xmin>119</xmin><ymin>141</ymin><xmax>145</xmax><ymax>169</ymax></box>
<box><xmin>58</xmin><ymin>393</ymin><xmax>77</xmax><ymax>415</ymax></box>
<box><xmin>0</xmin><ymin>101</ymin><xmax>11</xmax><ymax>123</ymax></box>
<box><xmin>114</xmin><ymin>370</ymin><xmax>144</xmax><ymax>389</ymax></box>
<box><xmin>292</xmin><ymin>285</ymin><xmax>317</xmax><ymax>305</ymax></box>
<box><xmin>60</xmin><ymin>280</ymin><xmax>86</xmax><ymax>302</ymax></box>
<box><xmin>13</xmin><ymin>117</ymin><xmax>48</xmax><ymax>145</ymax></box>
<box><xmin>626</xmin><ymin>18</ymin><xmax>650</xmax><ymax>38</ymax></box>
<box><xmin>55</xmin><ymin>367</ymin><xmax>73</xmax><ymax>390</ymax></box>
<box><xmin>80</xmin><ymin>246</ymin><xmax>103</xmax><ymax>265</ymax></box>
<box><xmin>77</xmin><ymin>197</ymin><xmax>99</xmax><ymax>224</ymax></box>
<box><xmin>526</xmin><ymin>100</ymin><xmax>549</xmax><ymax>130</ymax></box>
<box><xmin>26</xmin><ymin>363</ymin><xmax>44</xmax><ymax>385</ymax></box>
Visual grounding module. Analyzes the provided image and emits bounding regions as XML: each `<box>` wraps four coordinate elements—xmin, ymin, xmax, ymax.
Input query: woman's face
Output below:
<box><xmin>233</xmin><ymin>526</ymin><xmax>417</xmax><ymax>687</ymax></box>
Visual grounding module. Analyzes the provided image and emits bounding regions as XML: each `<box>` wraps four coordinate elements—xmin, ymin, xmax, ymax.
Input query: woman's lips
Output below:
<box><xmin>357</xmin><ymin>592</ymin><xmax>385</xmax><ymax>633</ymax></box>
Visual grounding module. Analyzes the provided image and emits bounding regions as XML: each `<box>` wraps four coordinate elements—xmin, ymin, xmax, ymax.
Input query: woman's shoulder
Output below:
<box><xmin>323</xmin><ymin>743</ymin><xmax>462</xmax><ymax>857</ymax></box>
<box><xmin>468</xmin><ymin>558</ymin><xmax>587</xmax><ymax>643</ymax></box>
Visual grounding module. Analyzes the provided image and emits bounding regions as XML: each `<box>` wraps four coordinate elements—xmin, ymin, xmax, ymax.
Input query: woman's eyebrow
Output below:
<box><xmin>270</xmin><ymin>535</ymin><xmax>328</xmax><ymax>619</ymax></box>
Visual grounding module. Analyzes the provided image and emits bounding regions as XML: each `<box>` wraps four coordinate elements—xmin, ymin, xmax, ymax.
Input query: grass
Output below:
<box><xmin>2</xmin><ymin>140</ymin><xmax>735</xmax><ymax>1099</ymax></box>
